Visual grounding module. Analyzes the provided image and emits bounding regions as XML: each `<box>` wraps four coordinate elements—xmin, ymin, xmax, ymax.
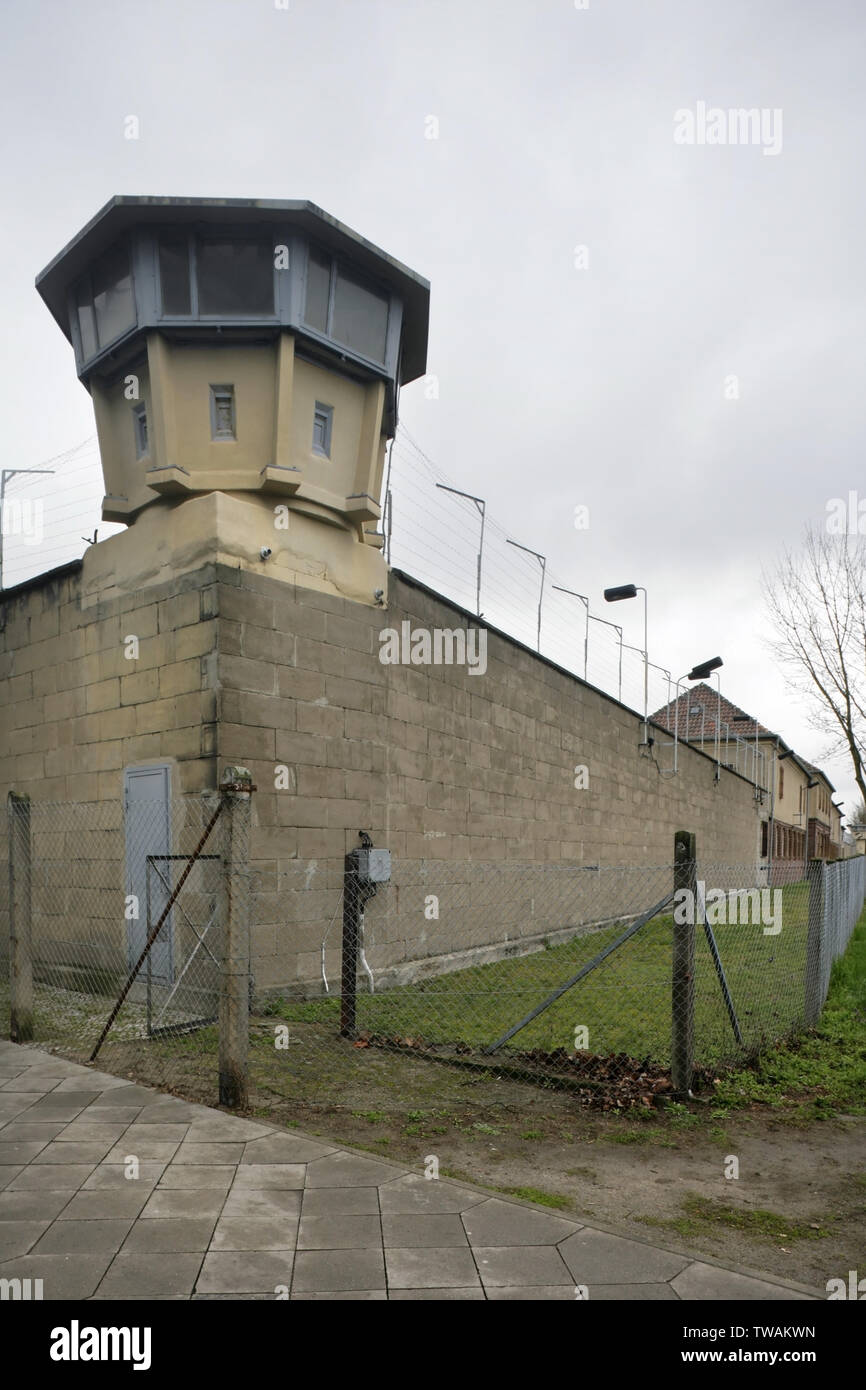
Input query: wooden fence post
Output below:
<box><xmin>218</xmin><ymin>767</ymin><xmax>253</xmax><ymax>1109</ymax></box>
<box><xmin>8</xmin><ymin>792</ymin><xmax>34</xmax><ymax>1044</ymax></box>
<box><xmin>671</xmin><ymin>829</ymin><xmax>696</xmax><ymax>1096</ymax></box>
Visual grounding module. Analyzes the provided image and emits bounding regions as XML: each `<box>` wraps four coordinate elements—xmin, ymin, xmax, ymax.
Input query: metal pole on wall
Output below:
<box><xmin>804</xmin><ymin>858</ymin><xmax>825</xmax><ymax>1026</ymax></box>
<box><xmin>508</xmin><ymin>538</ymin><xmax>546</xmax><ymax>652</ymax></box>
<box><xmin>435</xmin><ymin>484</ymin><xmax>486</xmax><ymax>616</ymax></box>
<box><xmin>218</xmin><ymin>766</ymin><xmax>254</xmax><ymax>1109</ymax></box>
<box><xmin>553</xmin><ymin>586</ymin><xmax>590</xmax><ymax>680</ymax></box>
<box><xmin>671</xmin><ymin>829</ymin><xmax>696</xmax><ymax>1097</ymax></box>
<box><xmin>7</xmin><ymin>792</ymin><xmax>33</xmax><ymax>1043</ymax></box>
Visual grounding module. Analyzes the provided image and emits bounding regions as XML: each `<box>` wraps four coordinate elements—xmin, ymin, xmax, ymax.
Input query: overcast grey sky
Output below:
<box><xmin>2</xmin><ymin>0</ymin><xmax>863</xmax><ymax>811</ymax></box>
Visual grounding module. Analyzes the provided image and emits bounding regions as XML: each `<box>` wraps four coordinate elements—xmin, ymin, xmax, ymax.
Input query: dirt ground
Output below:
<box><xmin>106</xmin><ymin>1027</ymin><xmax>866</xmax><ymax>1294</ymax></box>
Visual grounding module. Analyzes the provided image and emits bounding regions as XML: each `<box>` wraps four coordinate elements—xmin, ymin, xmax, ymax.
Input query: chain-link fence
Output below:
<box><xmin>2</xmin><ymin>784</ymin><xmax>864</xmax><ymax>1115</ymax></box>
<box><xmin>0</xmin><ymin>779</ymin><xmax>254</xmax><ymax>1103</ymax></box>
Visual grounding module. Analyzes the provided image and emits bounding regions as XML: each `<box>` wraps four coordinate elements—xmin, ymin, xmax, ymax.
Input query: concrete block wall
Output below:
<box><xmin>0</xmin><ymin>561</ymin><xmax>220</xmax><ymax>974</ymax></box>
<box><xmin>1</xmin><ymin>555</ymin><xmax>764</xmax><ymax>995</ymax></box>
<box><xmin>212</xmin><ymin>564</ymin><xmax>763</xmax><ymax>992</ymax></box>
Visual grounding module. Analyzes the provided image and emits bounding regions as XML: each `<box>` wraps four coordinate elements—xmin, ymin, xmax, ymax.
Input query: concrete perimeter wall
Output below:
<box><xmin>0</xmin><ymin>558</ymin><xmax>763</xmax><ymax>994</ymax></box>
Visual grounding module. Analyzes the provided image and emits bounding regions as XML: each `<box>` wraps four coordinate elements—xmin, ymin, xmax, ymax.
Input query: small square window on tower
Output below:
<box><xmin>133</xmin><ymin>403</ymin><xmax>149</xmax><ymax>459</ymax></box>
<box><xmin>312</xmin><ymin>401</ymin><xmax>333</xmax><ymax>457</ymax></box>
<box><xmin>210</xmin><ymin>385</ymin><xmax>236</xmax><ymax>440</ymax></box>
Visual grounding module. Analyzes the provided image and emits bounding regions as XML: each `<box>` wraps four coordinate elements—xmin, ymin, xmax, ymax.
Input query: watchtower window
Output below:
<box><xmin>133</xmin><ymin>403</ymin><xmax>149</xmax><ymax>459</ymax></box>
<box><xmin>197</xmin><ymin>239</ymin><xmax>274</xmax><ymax>316</ymax></box>
<box><xmin>312</xmin><ymin>402</ymin><xmax>333</xmax><ymax>457</ymax></box>
<box><xmin>210</xmin><ymin>385</ymin><xmax>236</xmax><ymax>440</ymax></box>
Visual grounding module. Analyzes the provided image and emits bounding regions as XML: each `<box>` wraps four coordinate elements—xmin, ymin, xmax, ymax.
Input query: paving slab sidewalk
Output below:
<box><xmin>0</xmin><ymin>1041</ymin><xmax>818</xmax><ymax>1302</ymax></box>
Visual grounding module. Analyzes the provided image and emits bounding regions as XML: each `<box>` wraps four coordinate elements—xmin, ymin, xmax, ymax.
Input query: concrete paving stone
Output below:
<box><xmin>120</xmin><ymin>1124</ymin><xmax>191</xmax><ymax>1146</ymax></box>
<box><xmin>558</xmin><ymin>1229</ymin><xmax>691</xmax><ymax>1285</ymax></box>
<box><xmin>192</xmin><ymin>1293</ymin><xmax>274</xmax><ymax>1300</ymax></box>
<box><xmin>104</xmin><ymin>1140</ymin><xmax>181</xmax><ymax>1162</ymax></box>
<box><xmin>141</xmin><ymin>1188</ymin><xmax>226</xmax><ymax>1219</ymax></box>
<box><xmin>76</xmin><ymin>1107</ymin><xmax>143</xmax><ymax>1126</ymax></box>
<box><xmin>233</xmin><ymin>1164</ymin><xmax>305</xmax><ymax>1190</ymax></box>
<box><xmin>221</xmin><ymin>1189</ymin><xmax>302</xmax><ymax>1220</ymax></box>
<box><xmin>390</xmin><ymin>1288</ymin><xmax>487</xmax><ymax>1300</ymax></box>
<box><xmin>305</xmin><ymin>1153</ymin><xmax>400</xmax><ymax>1188</ymax></box>
<box><xmin>291</xmin><ymin>1249</ymin><xmax>385</xmax><ymax>1293</ymax></box>
<box><xmin>59</xmin><ymin>1189</ymin><xmax>152</xmax><ymax>1221</ymax></box>
<box><xmin>87</xmin><ymin>1085</ymin><xmax>159</xmax><ymax>1107</ymax></box>
<box><xmin>2</xmin><ymin>1075</ymin><xmax>72</xmax><ymax>1092</ymax></box>
<box><xmin>301</xmin><ymin>1187</ymin><xmax>379</xmax><ymax>1217</ymax></box>
<box><xmin>32</xmin><ymin>1219</ymin><xmax>134</xmax><ymax>1256</ymax></box>
<box><xmin>90</xmin><ymin>1292</ymin><xmax>191</xmax><ymax>1301</ymax></box>
<box><xmin>53</xmin><ymin>1073</ymin><xmax>133</xmax><ymax>1092</ymax></box>
<box><xmin>48</xmin><ymin>1122</ymin><xmax>128</xmax><ymax>1144</ymax></box>
<box><xmin>0</xmin><ymin>1220</ymin><xmax>51</xmax><ymax>1258</ymax></box>
<box><xmin>157</xmin><ymin>1165</ymin><xmax>235</xmax><ymax>1190</ymax></box>
<box><xmin>0</xmin><ymin>1097</ymin><xmax>44</xmax><ymax>1121</ymax></box>
<box><xmin>172</xmin><ymin>1142</ymin><xmax>245</xmax><ymax>1165</ymax></box>
<box><xmin>474</xmin><ymin>1246</ymin><xmax>574</xmax><ymax>1288</ymax></box>
<box><xmin>0</xmin><ymin>1141</ymin><xmax>50</xmax><ymax>1164</ymax></box>
<box><xmin>0</xmin><ymin>1166</ymin><xmax>23</xmax><ymax>1191</ymax></box>
<box><xmin>9</xmin><ymin>1164</ymin><xmax>97</xmax><ymax>1190</ymax></box>
<box><xmin>33</xmin><ymin>1140</ymin><xmax>115</xmax><ymax>1165</ymax></box>
<box><xmin>129</xmin><ymin>1101</ymin><xmax>201</xmax><ymax>1123</ymax></box>
<box><xmin>0</xmin><ymin>1190</ymin><xmax>74</xmax><ymax>1222</ymax></box>
<box><xmin>211</xmin><ymin>1217</ymin><xmax>298</xmax><ymax>1251</ymax></box>
<box><xmin>382</xmin><ymin>1214</ymin><xmax>469</xmax><ymax>1248</ymax></box>
<box><xmin>197</xmin><ymin>1251</ymin><xmax>295</xmax><ymax>1294</ymax></box>
<box><xmin>20</xmin><ymin>1098</ymin><xmax>92</xmax><ymax>1119</ymax></box>
<box><xmin>462</xmin><ymin>1198</ymin><xmax>581</xmax><ymax>1248</ymax></box>
<box><xmin>0</xmin><ymin>1123</ymin><xmax>68</xmax><ymax>1142</ymax></box>
<box><xmin>0</xmin><ymin>1253</ymin><xmax>114</xmax><ymax>1299</ymax></box>
<box><xmin>82</xmin><ymin>1162</ymin><xmax>165</xmax><ymax>1190</ymax></box>
<box><xmin>671</xmin><ymin>1262</ymin><xmax>815</xmax><ymax>1301</ymax></box>
<box><xmin>121</xmin><ymin>1217</ymin><xmax>217</xmax><ymax>1254</ymax></box>
<box><xmin>186</xmin><ymin>1117</ymin><xmax>272</xmax><ymax>1142</ymax></box>
<box><xmin>241</xmin><ymin>1134</ymin><xmax>337</xmax><ymax>1164</ymax></box>
<box><xmin>485</xmin><ymin>1286</ymin><xmax>584</xmax><ymax>1301</ymax></box>
<box><xmin>589</xmin><ymin>1283</ymin><xmax>681</xmax><ymax>1300</ymax></box>
<box><xmin>96</xmin><ymin>1252</ymin><xmax>203</xmax><ymax>1298</ymax></box>
<box><xmin>385</xmin><ymin>1247</ymin><xmax>481</xmax><ymax>1290</ymax></box>
<box><xmin>378</xmin><ymin>1174</ymin><xmax>488</xmax><ymax>1215</ymax></box>
<box><xmin>292</xmin><ymin>1290</ymin><xmax>388</xmax><ymax>1301</ymax></box>
<box><xmin>298</xmin><ymin>1214</ymin><xmax>383</xmax><ymax>1250</ymax></box>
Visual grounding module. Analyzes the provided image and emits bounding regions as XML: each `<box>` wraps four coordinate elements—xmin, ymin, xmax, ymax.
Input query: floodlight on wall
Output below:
<box><xmin>604</xmin><ymin>583</ymin><xmax>648</xmax><ymax>744</ymax></box>
<box><xmin>687</xmin><ymin>656</ymin><xmax>722</xmax><ymax>681</ymax></box>
<box><xmin>673</xmin><ymin>657</ymin><xmax>724</xmax><ymax>777</ymax></box>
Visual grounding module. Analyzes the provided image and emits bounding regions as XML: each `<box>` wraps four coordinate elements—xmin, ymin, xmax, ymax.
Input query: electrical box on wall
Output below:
<box><xmin>357</xmin><ymin>847</ymin><xmax>391</xmax><ymax>883</ymax></box>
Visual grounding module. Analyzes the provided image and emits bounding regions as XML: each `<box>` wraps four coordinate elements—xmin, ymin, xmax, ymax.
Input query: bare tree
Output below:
<box><xmin>764</xmin><ymin>527</ymin><xmax>866</xmax><ymax>809</ymax></box>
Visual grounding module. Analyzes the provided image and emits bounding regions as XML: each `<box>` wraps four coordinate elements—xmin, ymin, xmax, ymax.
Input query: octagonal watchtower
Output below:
<box><xmin>36</xmin><ymin>197</ymin><xmax>429</xmax><ymax>603</ymax></box>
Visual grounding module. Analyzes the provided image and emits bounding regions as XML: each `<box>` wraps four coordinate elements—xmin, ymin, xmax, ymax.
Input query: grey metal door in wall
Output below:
<box><xmin>124</xmin><ymin>765</ymin><xmax>173</xmax><ymax>983</ymax></box>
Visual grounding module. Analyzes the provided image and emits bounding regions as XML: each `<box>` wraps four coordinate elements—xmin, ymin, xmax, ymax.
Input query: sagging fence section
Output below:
<box><xmin>1</xmin><ymin>775</ymin><xmax>864</xmax><ymax>1112</ymax></box>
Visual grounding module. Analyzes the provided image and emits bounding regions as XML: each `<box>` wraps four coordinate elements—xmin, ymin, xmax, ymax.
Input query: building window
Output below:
<box><xmin>133</xmin><ymin>403</ymin><xmax>149</xmax><ymax>459</ymax></box>
<box><xmin>157</xmin><ymin>233</ymin><xmax>274</xmax><ymax>318</ymax></box>
<box><xmin>210</xmin><ymin>385</ymin><xmax>236</xmax><ymax>440</ymax></box>
<box><xmin>74</xmin><ymin>242</ymin><xmax>136</xmax><ymax>360</ymax></box>
<box><xmin>159</xmin><ymin>238</ymin><xmax>191</xmax><ymax>315</ymax></box>
<box><xmin>197</xmin><ymin>239</ymin><xmax>274</xmax><ymax>316</ymax></box>
<box><xmin>761</xmin><ymin>821</ymin><xmax>768</xmax><ymax>857</ymax></box>
<box><xmin>778</xmin><ymin>766</ymin><xmax>784</xmax><ymax>799</ymax></box>
<box><xmin>303</xmin><ymin>246</ymin><xmax>389</xmax><ymax>364</ymax></box>
<box><xmin>312</xmin><ymin>402</ymin><xmax>333</xmax><ymax>457</ymax></box>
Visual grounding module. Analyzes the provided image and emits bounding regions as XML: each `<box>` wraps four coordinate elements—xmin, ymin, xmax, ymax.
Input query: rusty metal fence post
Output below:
<box><xmin>218</xmin><ymin>766</ymin><xmax>254</xmax><ymax>1109</ymax></box>
<box><xmin>671</xmin><ymin>829</ymin><xmax>696</xmax><ymax>1096</ymax></box>
<box><xmin>7</xmin><ymin>792</ymin><xmax>33</xmax><ymax>1043</ymax></box>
